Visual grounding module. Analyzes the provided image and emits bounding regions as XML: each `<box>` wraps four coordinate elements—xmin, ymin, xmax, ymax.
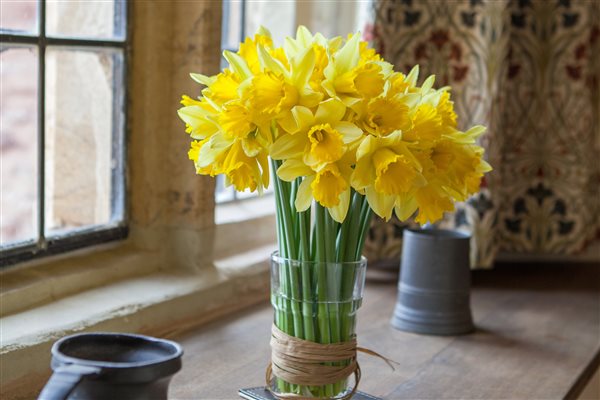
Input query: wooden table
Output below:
<box><xmin>170</xmin><ymin>263</ymin><xmax>600</xmax><ymax>399</ymax></box>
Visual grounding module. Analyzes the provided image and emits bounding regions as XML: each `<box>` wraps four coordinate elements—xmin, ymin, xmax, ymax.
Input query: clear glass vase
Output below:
<box><xmin>269</xmin><ymin>252</ymin><xmax>367</xmax><ymax>399</ymax></box>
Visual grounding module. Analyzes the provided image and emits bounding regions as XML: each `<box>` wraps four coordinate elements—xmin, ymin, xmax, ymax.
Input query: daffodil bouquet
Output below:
<box><xmin>179</xmin><ymin>26</ymin><xmax>490</xmax><ymax>398</ymax></box>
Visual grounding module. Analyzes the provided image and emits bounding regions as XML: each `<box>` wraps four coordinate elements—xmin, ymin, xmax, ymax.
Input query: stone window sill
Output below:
<box><xmin>1</xmin><ymin>243</ymin><xmax>276</xmax><ymax>399</ymax></box>
<box><xmin>1</xmin><ymin>195</ymin><xmax>278</xmax><ymax>399</ymax></box>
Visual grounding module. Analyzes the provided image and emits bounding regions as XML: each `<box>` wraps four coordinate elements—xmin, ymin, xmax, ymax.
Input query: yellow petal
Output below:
<box><xmin>463</xmin><ymin>125</ymin><xmax>487</xmax><ymax>142</ymax></box>
<box><xmin>197</xmin><ymin>134</ymin><xmax>232</xmax><ymax>168</ymax></box>
<box><xmin>291</xmin><ymin>46</ymin><xmax>315</xmax><ymax>86</ymax></box>
<box><xmin>295</xmin><ymin>176</ymin><xmax>314</xmax><ymax>212</ymax></box>
<box><xmin>258</xmin><ymin>151</ymin><xmax>270</xmax><ymax>188</ymax></box>
<box><xmin>405</xmin><ymin>65</ymin><xmax>420</xmax><ymax>86</ymax></box>
<box><xmin>328</xmin><ymin>187</ymin><xmax>351</xmax><ymax>223</ymax></box>
<box><xmin>258</xmin><ymin>44</ymin><xmax>286</xmax><ymax>76</ymax></box>
<box><xmin>257</xmin><ymin>25</ymin><xmax>272</xmax><ymax>37</ymax></box>
<box><xmin>296</xmin><ymin>25</ymin><xmax>314</xmax><ymax>47</ymax></box>
<box><xmin>421</xmin><ymin>75</ymin><xmax>436</xmax><ymax>93</ymax></box>
<box><xmin>316</xmin><ymin>99</ymin><xmax>345</xmax><ymax>123</ymax></box>
<box><xmin>480</xmin><ymin>159</ymin><xmax>493</xmax><ymax>173</ymax></box>
<box><xmin>298</xmin><ymin>89</ymin><xmax>323</xmax><ymax>108</ymax></box>
<box><xmin>277</xmin><ymin>159</ymin><xmax>313</xmax><ymax>182</ymax></box>
<box><xmin>278</xmin><ymin>112</ymin><xmax>299</xmax><ymax>134</ymax></box>
<box><xmin>190</xmin><ymin>73</ymin><xmax>215</xmax><ymax>86</ymax></box>
<box><xmin>394</xmin><ymin>193</ymin><xmax>418</xmax><ymax>221</ymax></box>
<box><xmin>224</xmin><ymin>50</ymin><xmax>252</xmax><ymax>80</ymax></box>
<box><xmin>365</xmin><ymin>186</ymin><xmax>395</xmax><ymax>221</ymax></box>
<box><xmin>335</xmin><ymin>33</ymin><xmax>360</xmax><ymax>73</ymax></box>
<box><xmin>356</xmin><ymin>134</ymin><xmax>377</xmax><ymax>161</ymax></box>
<box><xmin>270</xmin><ymin>133</ymin><xmax>305</xmax><ymax>160</ymax></box>
<box><xmin>242</xmin><ymin>135</ymin><xmax>262</xmax><ymax>157</ymax></box>
<box><xmin>284</xmin><ymin>37</ymin><xmax>300</xmax><ymax>59</ymax></box>
<box><xmin>292</xmin><ymin>106</ymin><xmax>316</xmax><ymax>132</ymax></box>
<box><xmin>334</xmin><ymin>121</ymin><xmax>363</xmax><ymax>144</ymax></box>
<box><xmin>351</xmin><ymin>158</ymin><xmax>373</xmax><ymax>190</ymax></box>
<box><xmin>177</xmin><ymin>105</ymin><xmax>219</xmax><ymax>139</ymax></box>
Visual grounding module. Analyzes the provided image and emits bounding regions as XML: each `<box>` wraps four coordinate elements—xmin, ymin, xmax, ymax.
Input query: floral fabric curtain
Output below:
<box><xmin>365</xmin><ymin>0</ymin><xmax>599</xmax><ymax>268</ymax></box>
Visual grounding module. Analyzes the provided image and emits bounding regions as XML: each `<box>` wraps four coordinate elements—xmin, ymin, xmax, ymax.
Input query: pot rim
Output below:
<box><xmin>51</xmin><ymin>332</ymin><xmax>183</xmax><ymax>370</ymax></box>
<box><xmin>405</xmin><ymin>228</ymin><xmax>471</xmax><ymax>240</ymax></box>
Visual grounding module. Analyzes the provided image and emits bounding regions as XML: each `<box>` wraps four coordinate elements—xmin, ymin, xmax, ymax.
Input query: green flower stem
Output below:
<box><xmin>335</xmin><ymin>186</ymin><xmax>360</xmax><ymax>344</ymax></box>
<box><xmin>339</xmin><ymin>191</ymin><xmax>363</xmax><ymax>349</ymax></box>
<box><xmin>314</xmin><ymin>203</ymin><xmax>334</xmax><ymax>397</ymax></box>
<box><xmin>355</xmin><ymin>206</ymin><xmax>373</xmax><ymax>261</ymax></box>
<box><xmin>298</xmin><ymin>206</ymin><xmax>318</xmax><ymax>396</ymax></box>
<box><xmin>314</xmin><ymin>204</ymin><xmax>329</xmax><ymax>342</ymax></box>
<box><xmin>324</xmin><ymin>210</ymin><xmax>342</xmax><ymax>395</ymax></box>
<box><xmin>336</xmin><ymin>218</ymin><xmax>350</xmax><ymax>263</ymax></box>
<box><xmin>343</xmin><ymin>194</ymin><xmax>363</xmax><ymax>262</ymax></box>
<box><xmin>298</xmin><ymin>207</ymin><xmax>315</xmax><ymax>342</ymax></box>
<box><xmin>280</xmin><ymin>173</ymin><xmax>303</xmax><ymax>338</ymax></box>
<box><xmin>272</xmin><ymin>160</ymin><xmax>302</xmax><ymax>393</ymax></box>
<box><xmin>290</xmin><ymin>180</ymin><xmax>299</xmax><ymax>249</ymax></box>
<box><xmin>273</xmin><ymin>194</ymin><xmax>288</xmax><ymax>332</ymax></box>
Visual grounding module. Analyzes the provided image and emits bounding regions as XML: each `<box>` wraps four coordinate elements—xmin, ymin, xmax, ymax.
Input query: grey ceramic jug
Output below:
<box><xmin>38</xmin><ymin>332</ymin><xmax>183</xmax><ymax>400</ymax></box>
<box><xmin>391</xmin><ymin>228</ymin><xmax>475</xmax><ymax>335</ymax></box>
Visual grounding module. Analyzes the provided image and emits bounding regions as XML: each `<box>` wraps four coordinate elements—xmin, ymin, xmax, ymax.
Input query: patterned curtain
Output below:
<box><xmin>365</xmin><ymin>0</ymin><xmax>599</xmax><ymax>269</ymax></box>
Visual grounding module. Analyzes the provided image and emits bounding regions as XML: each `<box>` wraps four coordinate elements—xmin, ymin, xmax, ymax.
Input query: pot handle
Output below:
<box><xmin>38</xmin><ymin>365</ymin><xmax>101</xmax><ymax>400</ymax></box>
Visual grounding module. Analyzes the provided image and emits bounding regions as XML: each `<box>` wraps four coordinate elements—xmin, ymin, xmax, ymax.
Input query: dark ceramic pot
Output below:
<box><xmin>391</xmin><ymin>228</ymin><xmax>475</xmax><ymax>335</ymax></box>
<box><xmin>38</xmin><ymin>332</ymin><xmax>183</xmax><ymax>400</ymax></box>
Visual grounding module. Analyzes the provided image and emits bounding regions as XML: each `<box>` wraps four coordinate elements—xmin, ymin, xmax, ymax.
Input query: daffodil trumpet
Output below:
<box><xmin>178</xmin><ymin>26</ymin><xmax>491</xmax><ymax>399</ymax></box>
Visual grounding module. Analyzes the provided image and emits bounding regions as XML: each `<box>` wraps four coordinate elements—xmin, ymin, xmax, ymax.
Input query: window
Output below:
<box><xmin>0</xmin><ymin>0</ymin><xmax>128</xmax><ymax>267</ymax></box>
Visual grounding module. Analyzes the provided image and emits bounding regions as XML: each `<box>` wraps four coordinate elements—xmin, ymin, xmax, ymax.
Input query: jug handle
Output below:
<box><xmin>38</xmin><ymin>365</ymin><xmax>101</xmax><ymax>400</ymax></box>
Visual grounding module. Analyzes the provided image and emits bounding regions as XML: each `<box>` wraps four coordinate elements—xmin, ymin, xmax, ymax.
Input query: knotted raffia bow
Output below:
<box><xmin>266</xmin><ymin>324</ymin><xmax>397</xmax><ymax>400</ymax></box>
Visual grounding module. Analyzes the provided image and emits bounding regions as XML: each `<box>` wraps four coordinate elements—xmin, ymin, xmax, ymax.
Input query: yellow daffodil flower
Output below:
<box><xmin>221</xmin><ymin>141</ymin><xmax>269</xmax><ymax>193</ymax></box>
<box><xmin>356</xmin><ymin>94</ymin><xmax>414</xmax><ymax>137</ymax></box>
<box><xmin>432</xmin><ymin>131</ymin><xmax>492</xmax><ymax>200</ymax></box>
<box><xmin>352</xmin><ymin>131</ymin><xmax>425</xmax><ymax>220</ymax></box>
<box><xmin>219</xmin><ymin>101</ymin><xmax>256</xmax><ymax>140</ymax></box>
<box><xmin>249</xmin><ymin>72</ymin><xmax>299</xmax><ymax>118</ymax></box>
<box><xmin>402</xmin><ymin>103</ymin><xmax>443</xmax><ymax>144</ymax></box>
<box><xmin>270</xmin><ymin>99</ymin><xmax>363</xmax><ymax>169</ymax></box>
